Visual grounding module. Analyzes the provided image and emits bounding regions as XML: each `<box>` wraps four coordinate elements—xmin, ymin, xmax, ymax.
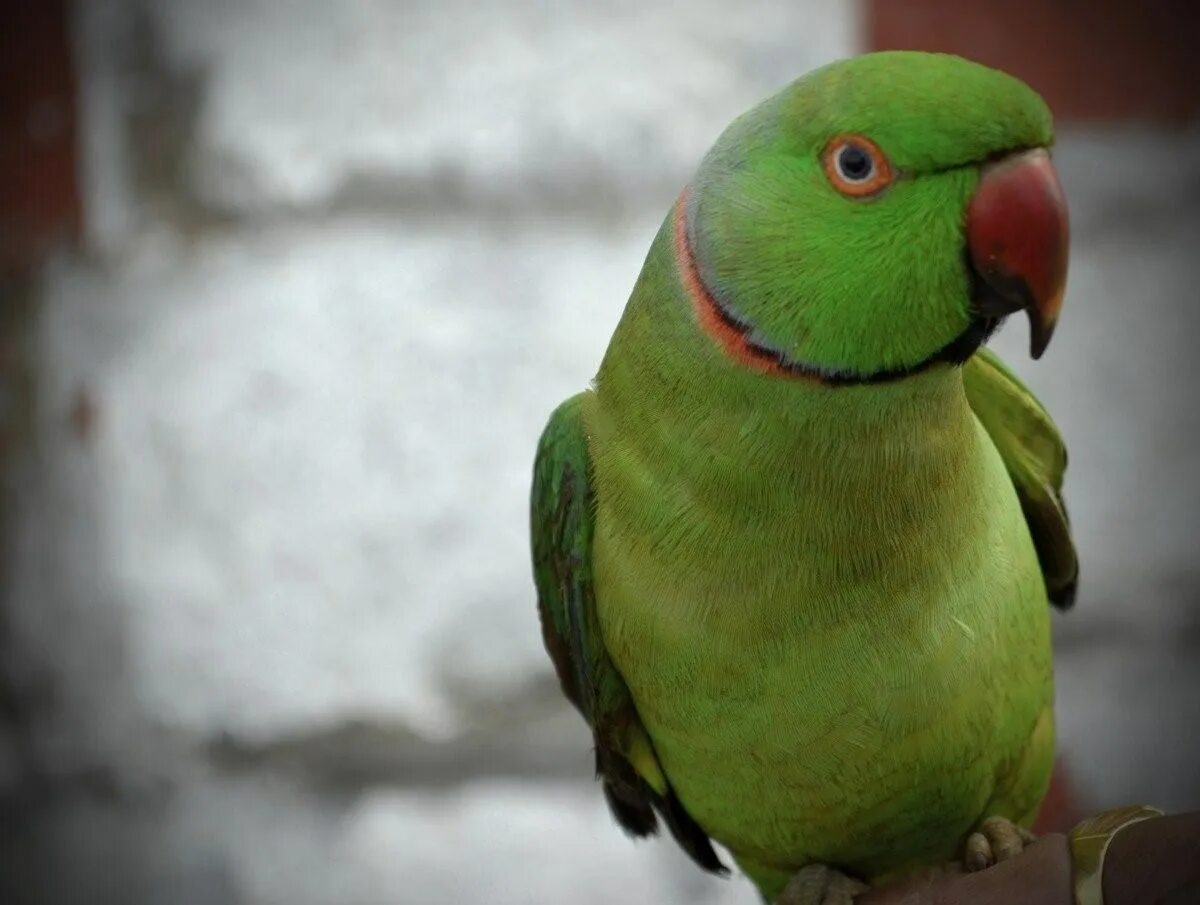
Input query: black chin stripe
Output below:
<box><xmin>771</xmin><ymin>316</ymin><xmax>1001</xmax><ymax>387</ymax></box>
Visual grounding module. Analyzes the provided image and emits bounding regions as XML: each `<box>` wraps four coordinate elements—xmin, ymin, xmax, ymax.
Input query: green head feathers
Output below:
<box><xmin>683</xmin><ymin>51</ymin><xmax>1057</xmax><ymax>380</ymax></box>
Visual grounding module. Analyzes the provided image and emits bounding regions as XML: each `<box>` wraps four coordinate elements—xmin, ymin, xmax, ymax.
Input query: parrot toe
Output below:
<box><xmin>776</xmin><ymin>864</ymin><xmax>869</xmax><ymax>905</ymax></box>
<box><xmin>963</xmin><ymin>815</ymin><xmax>1037</xmax><ymax>871</ymax></box>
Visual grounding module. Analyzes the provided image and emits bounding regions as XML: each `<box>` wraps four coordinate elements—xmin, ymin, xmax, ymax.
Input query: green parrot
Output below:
<box><xmin>531</xmin><ymin>51</ymin><xmax>1076</xmax><ymax>905</ymax></box>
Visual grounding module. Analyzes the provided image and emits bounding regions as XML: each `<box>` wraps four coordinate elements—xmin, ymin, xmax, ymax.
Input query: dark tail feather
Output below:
<box><xmin>652</xmin><ymin>788</ymin><xmax>729</xmax><ymax>875</ymax></box>
<box><xmin>595</xmin><ymin>746</ymin><xmax>727</xmax><ymax>875</ymax></box>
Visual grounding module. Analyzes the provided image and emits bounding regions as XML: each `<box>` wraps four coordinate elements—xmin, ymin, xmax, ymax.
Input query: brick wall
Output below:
<box><xmin>868</xmin><ymin>0</ymin><xmax>1200</xmax><ymax>122</ymax></box>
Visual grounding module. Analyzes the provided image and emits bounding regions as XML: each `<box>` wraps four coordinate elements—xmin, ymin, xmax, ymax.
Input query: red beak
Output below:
<box><xmin>966</xmin><ymin>149</ymin><xmax>1069</xmax><ymax>359</ymax></box>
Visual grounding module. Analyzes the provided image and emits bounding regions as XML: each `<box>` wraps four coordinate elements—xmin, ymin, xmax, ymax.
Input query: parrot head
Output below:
<box><xmin>680</xmin><ymin>51</ymin><xmax>1068</xmax><ymax>383</ymax></box>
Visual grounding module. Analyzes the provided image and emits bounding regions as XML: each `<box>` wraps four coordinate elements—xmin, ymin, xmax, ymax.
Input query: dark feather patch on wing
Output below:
<box><xmin>598</xmin><ymin>749</ymin><xmax>658</xmax><ymax>837</ymax></box>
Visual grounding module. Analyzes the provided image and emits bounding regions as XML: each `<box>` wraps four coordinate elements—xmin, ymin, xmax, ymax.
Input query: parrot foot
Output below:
<box><xmin>963</xmin><ymin>815</ymin><xmax>1036</xmax><ymax>871</ymax></box>
<box><xmin>775</xmin><ymin>864</ymin><xmax>868</xmax><ymax>905</ymax></box>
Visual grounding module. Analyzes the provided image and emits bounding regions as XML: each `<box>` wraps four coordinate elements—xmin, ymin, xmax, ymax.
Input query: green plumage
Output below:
<box><xmin>531</xmin><ymin>51</ymin><xmax>1076</xmax><ymax>902</ymax></box>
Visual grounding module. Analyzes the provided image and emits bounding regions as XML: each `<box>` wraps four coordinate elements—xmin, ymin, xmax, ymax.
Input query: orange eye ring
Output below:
<box><xmin>822</xmin><ymin>134</ymin><xmax>894</xmax><ymax>197</ymax></box>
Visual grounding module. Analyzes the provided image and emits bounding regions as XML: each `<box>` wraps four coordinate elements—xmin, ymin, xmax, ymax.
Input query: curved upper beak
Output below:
<box><xmin>967</xmin><ymin>148</ymin><xmax>1069</xmax><ymax>359</ymax></box>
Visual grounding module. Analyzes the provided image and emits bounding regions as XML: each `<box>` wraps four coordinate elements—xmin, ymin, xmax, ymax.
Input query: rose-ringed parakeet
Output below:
<box><xmin>531</xmin><ymin>52</ymin><xmax>1075</xmax><ymax>904</ymax></box>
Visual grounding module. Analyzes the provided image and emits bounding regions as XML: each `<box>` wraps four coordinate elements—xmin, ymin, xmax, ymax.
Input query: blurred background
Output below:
<box><xmin>1</xmin><ymin>1</ymin><xmax>1198</xmax><ymax>903</ymax></box>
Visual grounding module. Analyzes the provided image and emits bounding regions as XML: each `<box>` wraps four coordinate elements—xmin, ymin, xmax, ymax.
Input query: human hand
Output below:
<box><xmin>860</xmin><ymin>811</ymin><xmax>1200</xmax><ymax>905</ymax></box>
<box><xmin>860</xmin><ymin>834</ymin><xmax>1071</xmax><ymax>905</ymax></box>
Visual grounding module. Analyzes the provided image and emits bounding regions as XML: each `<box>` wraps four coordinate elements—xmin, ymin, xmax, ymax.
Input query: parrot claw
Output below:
<box><xmin>962</xmin><ymin>815</ymin><xmax>1037</xmax><ymax>871</ymax></box>
<box><xmin>776</xmin><ymin>864</ymin><xmax>869</xmax><ymax>905</ymax></box>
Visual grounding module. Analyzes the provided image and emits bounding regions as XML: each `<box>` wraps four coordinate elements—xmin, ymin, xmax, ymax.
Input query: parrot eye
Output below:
<box><xmin>823</xmin><ymin>135</ymin><xmax>893</xmax><ymax>198</ymax></box>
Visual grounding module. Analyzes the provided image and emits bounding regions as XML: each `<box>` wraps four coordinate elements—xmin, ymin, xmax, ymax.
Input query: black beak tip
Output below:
<box><xmin>1029</xmin><ymin>315</ymin><xmax>1055</xmax><ymax>360</ymax></box>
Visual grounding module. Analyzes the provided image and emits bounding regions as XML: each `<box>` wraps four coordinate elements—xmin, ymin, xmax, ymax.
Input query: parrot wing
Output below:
<box><xmin>531</xmin><ymin>393</ymin><xmax>726</xmax><ymax>874</ymax></box>
<box><xmin>964</xmin><ymin>347</ymin><xmax>1078</xmax><ymax>609</ymax></box>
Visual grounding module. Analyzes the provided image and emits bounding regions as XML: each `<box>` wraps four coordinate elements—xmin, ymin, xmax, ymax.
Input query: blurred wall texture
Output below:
<box><xmin>1</xmin><ymin>2</ymin><xmax>1197</xmax><ymax>904</ymax></box>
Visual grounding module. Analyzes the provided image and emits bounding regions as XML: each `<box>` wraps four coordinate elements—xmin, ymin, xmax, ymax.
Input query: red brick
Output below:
<box><xmin>0</xmin><ymin>0</ymin><xmax>81</xmax><ymax>276</ymax></box>
<box><xmin>867</xmin><ymin>0</ymin><xmax>1200</xmax><ymax>123</ymax></box>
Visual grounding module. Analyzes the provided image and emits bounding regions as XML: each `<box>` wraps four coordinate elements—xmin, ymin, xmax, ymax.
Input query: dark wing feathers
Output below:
<box><xmin>531</xmin><ymin>393</ymin><xmax>725</xmax><ymax>874</ymax></box>
<box><xmin>964</xmin><ymin>347</ymin><xmax>1079</xmax><ymax>609</ymax></box>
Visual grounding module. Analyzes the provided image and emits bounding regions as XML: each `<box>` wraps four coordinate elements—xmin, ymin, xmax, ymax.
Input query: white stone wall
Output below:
<box><xmin>3</xmin><ymin>1</ymin><xmax>1198</xmax><ymax>902</ymax></box>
